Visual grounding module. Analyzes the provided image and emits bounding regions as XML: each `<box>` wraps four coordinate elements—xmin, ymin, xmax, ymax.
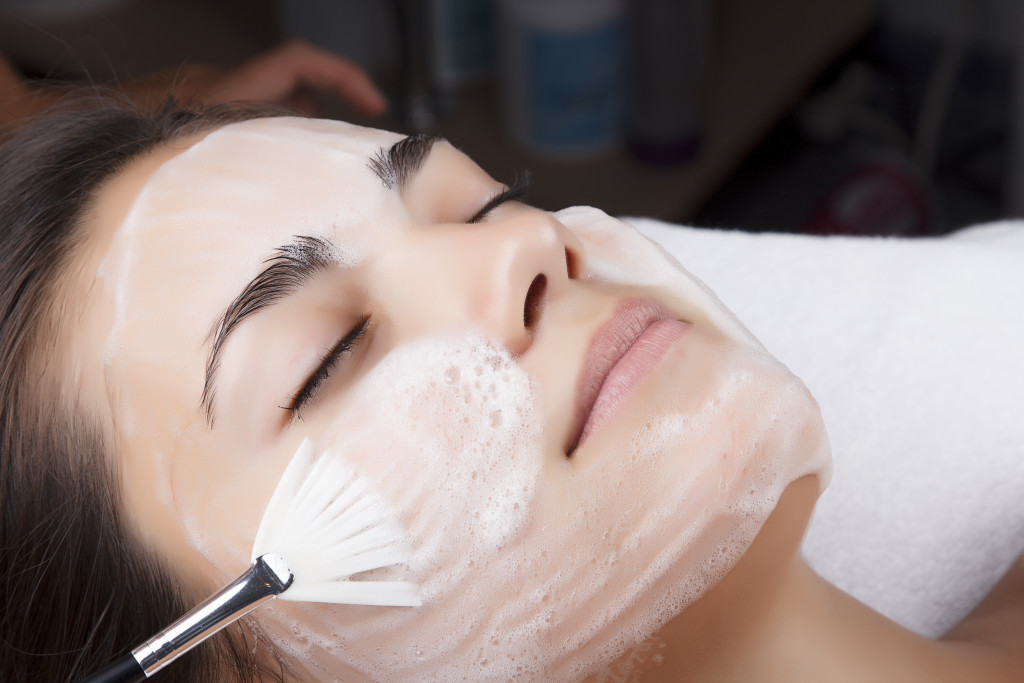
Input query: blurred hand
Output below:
<box><xmin>196</xmin><ymin>39</ymin><xmax>388</xmax><ymax>116</ymax></box>
<box><xmin>1</xmin><ymin>39</ymin><xmax>388</xmax><ymax>132</ymax></box>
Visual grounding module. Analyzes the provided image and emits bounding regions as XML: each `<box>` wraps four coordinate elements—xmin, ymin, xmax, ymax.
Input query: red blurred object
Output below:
<box><xmin>801</xmin><ymin>157</ymin><xmax>932</xmax><ymax>236</ymax></box>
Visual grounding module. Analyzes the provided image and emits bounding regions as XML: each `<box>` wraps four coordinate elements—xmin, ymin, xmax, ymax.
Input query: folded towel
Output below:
<box><xmin>628</xmin><ymin>217</ymin><xmax>1024</xmax><ymax>637</ymax></box>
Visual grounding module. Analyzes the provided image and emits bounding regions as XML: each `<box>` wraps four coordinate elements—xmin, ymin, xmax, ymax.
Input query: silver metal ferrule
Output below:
<box><xmin>132</xmin><ymin>553</ymin><xmax>293</xmax><ymax>677</ymax></box>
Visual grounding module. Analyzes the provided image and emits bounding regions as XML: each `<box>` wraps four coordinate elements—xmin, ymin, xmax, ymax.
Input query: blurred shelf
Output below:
<box><xmin>425</xmin><ymin>0</ymin><xmax>879</xmax><ymax>222</ymax></box>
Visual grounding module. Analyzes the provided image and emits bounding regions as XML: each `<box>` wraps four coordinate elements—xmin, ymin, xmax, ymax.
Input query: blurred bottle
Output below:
<box><xmin>625</xmin><ymin>0</ymin><xmax>711</xmax><ymax>166</ymax></box>
<box><xmin>394</xmin><ymin>0</ymin><xmax>438</xmax><ymax>131</ymax></box>
<box><xmin>399</xmin><ymin>0</ymin><xmax>495</xmax><ymax>128</ymax></box>
<box><xmin>281</xmin><ymin>0</ymin><xmax>397</xmax><ymax>82</ymax></box>
<box><xmin>496</xmin><ymin>0</ymin><xmax>625</xmax><ymax>158</ymax></box>
<box><xmin>426</xmin><ymin>0</ymin><xmax>495</xmax><ymax>93</ymax></box>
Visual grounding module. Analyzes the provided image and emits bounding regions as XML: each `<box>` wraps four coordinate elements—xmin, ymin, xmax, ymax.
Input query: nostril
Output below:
<box><xmin>523</xmin><ymin>274</ymin><xmax>547</xmax><ymax>330</ymax></box>
<box><xmin>564</xmin><ymin>246</ymin><xmax>581</xmax><ymax>279</ymax></box>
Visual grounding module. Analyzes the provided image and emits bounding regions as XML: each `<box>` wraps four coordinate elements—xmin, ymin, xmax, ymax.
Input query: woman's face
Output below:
<box><xmin>79</xmin><ymin>117</ymin><xmax>830</xmax><ymax>681</ymax></box>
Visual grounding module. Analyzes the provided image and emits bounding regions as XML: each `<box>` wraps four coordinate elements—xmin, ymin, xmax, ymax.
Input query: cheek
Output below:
<box><xmin>247</xmin><ymin>332</ymin><xmax>551</xmax><ymax>679</ymax></box>
<box><xmin>319</xmin><ymin>332</ymin><xmax>545</xmax><ymax>570</ymax></box>
<box><xmin>167</xmin><ymin>427</ymin><xmax>286</xmax><ymax>580</ymax></box>
<box><xmin>109</xmin><ymin>365</ymin><xmax>286</xmax><ymax>594</ymax></box>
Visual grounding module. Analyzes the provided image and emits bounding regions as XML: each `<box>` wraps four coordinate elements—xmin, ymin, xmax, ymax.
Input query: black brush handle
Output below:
<box><xmin>79</xmin><ymin>653</ymin><xmax>146</xmax><ymax>683</ymax></box>
<box><xmin>77</xmin><ymin>555</ymin><xmax>292</xmax><ymax>683</ymax></box>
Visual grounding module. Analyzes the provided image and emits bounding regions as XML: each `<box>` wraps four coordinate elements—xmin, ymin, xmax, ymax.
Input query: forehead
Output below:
<box><xmin>174</xmin><ymin>116</ymin><xmax>404</xmax><ymax>188</ymax></box>
<box><xmin>90</xmin><ymin>117</ymin><xmax>406</xmax><ymax>394</ymax></box>
<box><xmin>97</xmin><ymin>115</ymin><xmax>407</xmax><ymax>299</ymax></box>
<box><xmin>129</xmin><ymin>117</ymin><xmax>405</xmax><ymax>255</ymax></box>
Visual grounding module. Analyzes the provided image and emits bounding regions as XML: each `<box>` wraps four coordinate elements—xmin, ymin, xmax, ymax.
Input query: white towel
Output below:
<box><xmin>628</xmin><ymin>217</ymin><xmax>1024</xmax><ymax>637</ymax></box>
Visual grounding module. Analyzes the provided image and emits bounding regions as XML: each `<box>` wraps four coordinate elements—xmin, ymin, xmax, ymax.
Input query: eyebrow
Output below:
<box><xmin>201</xmin><ymin>235</ymin><xmax>341</xmax><ymax>425</ymax></box>
<box><xmin>368</xmin><ymin>133</ymin><xmax>442</xmax><ymax>192</ymax></box>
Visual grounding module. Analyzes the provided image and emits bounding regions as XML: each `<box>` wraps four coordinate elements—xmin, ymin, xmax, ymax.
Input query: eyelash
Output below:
<box><xmin>468</xmin><ymin>171</ymin><xmax>531</xmax><ymax>224</ymax></box>
<box><xmin>286</xmin><ymin>315</ymin><xmax>371</xmax><ymax>418</ymax></box>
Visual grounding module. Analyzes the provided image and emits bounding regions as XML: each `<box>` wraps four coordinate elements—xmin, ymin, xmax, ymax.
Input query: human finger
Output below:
<box><xmin>210</xmin><ymin>39</ymin><xmax>388</xmax><ymax>116</ymax></box>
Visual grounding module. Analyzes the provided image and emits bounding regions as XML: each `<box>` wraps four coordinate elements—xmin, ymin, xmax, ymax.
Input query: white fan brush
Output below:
<box><xmin>83</xmin><ymin>439</ymin><xmax>420</xmax><ymax>682</ymax></box>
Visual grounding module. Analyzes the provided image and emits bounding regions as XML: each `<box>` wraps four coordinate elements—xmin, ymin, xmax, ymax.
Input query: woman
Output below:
<box><xmin>0</xmin><ymin>99</ymin><xmax>1020</xmax><ymax>682</ymax></box>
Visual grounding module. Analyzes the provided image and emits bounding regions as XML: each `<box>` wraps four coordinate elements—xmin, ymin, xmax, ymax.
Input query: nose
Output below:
<box><xmin>384</xmin><ymin>210</ymin><xmax>583</xmax><ymax>355</ymax></box>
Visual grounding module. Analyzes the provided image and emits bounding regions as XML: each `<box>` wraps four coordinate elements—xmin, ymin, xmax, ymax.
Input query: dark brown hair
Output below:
<box><xmin>0</xmin><ymin>94</ymin><xmax>287</xmax><ymax>682</ymax></box>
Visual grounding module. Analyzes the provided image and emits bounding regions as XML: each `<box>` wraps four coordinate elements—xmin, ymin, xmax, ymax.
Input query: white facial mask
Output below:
<box><xmin>96</xmin><ymin>119</ymin><xmax>830</xmax><ymax>681</ymax></box>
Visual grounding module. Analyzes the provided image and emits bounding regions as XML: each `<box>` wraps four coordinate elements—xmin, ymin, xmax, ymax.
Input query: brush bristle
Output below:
<box><xmin>251</xmin><ymin>439</ymin><xmax>421</xmax><ymax>607</ymax></box>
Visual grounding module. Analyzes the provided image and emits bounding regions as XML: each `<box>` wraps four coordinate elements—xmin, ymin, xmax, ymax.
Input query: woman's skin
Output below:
<box><xmin>65</xmin><ymin>117</ymin><xmax>1023</xmax><ymax>680</ymax></box>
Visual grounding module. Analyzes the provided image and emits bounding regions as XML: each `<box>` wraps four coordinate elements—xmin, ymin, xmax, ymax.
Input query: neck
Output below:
<box><xmin>600</xmin><ymin>476</ymin><xmax>1017</xmax><ymax>682</ymax></box>
<box><xmin>733</xmin><ymin>559</ymin><xmax>953</xmax><ymax>683</ymax></box>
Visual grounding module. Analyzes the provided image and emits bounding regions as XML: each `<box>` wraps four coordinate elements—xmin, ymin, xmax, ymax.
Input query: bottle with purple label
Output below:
<box><xmin>625</xmin><ymin>0</ymin><xmax>711</xmax><ymax>166</ymax></box>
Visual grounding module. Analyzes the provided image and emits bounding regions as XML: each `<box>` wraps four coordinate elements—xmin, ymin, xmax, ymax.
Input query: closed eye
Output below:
<box><xmin>468</xmin><ymin>171</ymin><xmax>531</xmax><ymax>224</ymax></box>
<box><xmin>285</xmin><ymin>315</ymin><xmax>371</xmax><ymax>419</ymax></box>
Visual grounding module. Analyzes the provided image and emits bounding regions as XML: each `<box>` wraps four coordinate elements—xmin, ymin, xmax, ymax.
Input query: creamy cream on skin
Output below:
<box><xmin>256</xmin><ymin>329</ymin><xmax>828</xmax><ymax>682</ymax></box>
<box><xmin>90</xmin><ymin>118</ymin><xmax>831</xmax><ymax>681</ymax></box>
<box><xmin>94</xmin><ymin>119</ymin><xmax>408</xmax><ymax>569</ymax></box>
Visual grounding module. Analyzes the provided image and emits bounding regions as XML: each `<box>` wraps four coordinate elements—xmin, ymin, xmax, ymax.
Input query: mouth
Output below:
<box><xmin>566</xmin><ymin>298</ymin><xmax>691</xmax><ymax>455</ymax></box>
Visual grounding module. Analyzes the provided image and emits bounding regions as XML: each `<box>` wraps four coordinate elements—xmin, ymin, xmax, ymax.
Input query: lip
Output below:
<box><xmin>567</xmin><ymin>298</ymin><xmax>690</xmax><ymax>454</ymax></box>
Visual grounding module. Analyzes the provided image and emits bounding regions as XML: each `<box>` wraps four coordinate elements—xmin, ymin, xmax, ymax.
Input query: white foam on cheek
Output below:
<box><xmin>254</xmin><ymin>331</ymin><xmax>549</xmax><ymax>680</ymax></box>
<box><xmin>328</xmin><ymin>332</ymin><xmax>542</xmax><ymax>556</ymax></box>
<box><xmin>254</xmin><ymin>332</ymin><xmax>829</xmax><ymax>682</ymax></box>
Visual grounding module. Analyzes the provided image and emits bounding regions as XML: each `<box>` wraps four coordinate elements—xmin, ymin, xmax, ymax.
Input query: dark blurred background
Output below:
<box><xmin>2</xmin><ymin>0</ymin><xmax>1018</xmax><ymax>236</ymax></box>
